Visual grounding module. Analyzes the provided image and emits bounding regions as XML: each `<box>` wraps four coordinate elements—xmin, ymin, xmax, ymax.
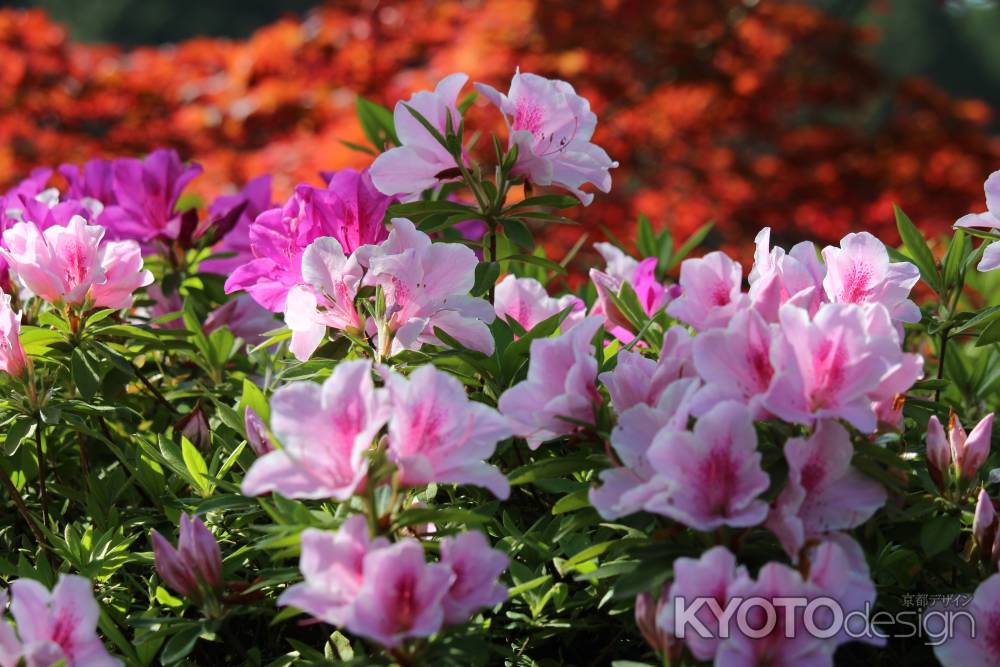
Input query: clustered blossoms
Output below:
<box><xmin>0</xmin><ymin>64</ymin><xmax>998</xmax><ymax>667</ymax></box>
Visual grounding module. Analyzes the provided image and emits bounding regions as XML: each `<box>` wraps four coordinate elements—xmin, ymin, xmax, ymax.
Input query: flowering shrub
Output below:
<box><xmin>0</xmin><ymin>67</ymin><xmax>998</xmax><ymax>667</ymax></box>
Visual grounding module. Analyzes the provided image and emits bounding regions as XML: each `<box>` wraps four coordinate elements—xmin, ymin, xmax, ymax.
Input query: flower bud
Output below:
<box><xmin>926</xmin><ymin>415</ymin><xmax>950</xmax><ymax>491</ymax></box>
<box><xmin>178</xmin><ymin>513</ymin><xmax>223</xmax><ymax>591</ymax></box>
<box><xmin>973</xmin><ymin>488</ymin><xmax>997</xmax><ymax>557</ymax></box>
<box><xmin>244</xmin><ymin>407</ymin><xmax>275</xmax><ymax>456</ymax></box>
<box><xmin>955</xmin><ymin>413</ymin><xmax>994</xmax><ymax>481</ymax></box>
<box><xmin>152</xmin><ymin>530</ymin><xmax>198</xmax><ymax>597</ymax></box>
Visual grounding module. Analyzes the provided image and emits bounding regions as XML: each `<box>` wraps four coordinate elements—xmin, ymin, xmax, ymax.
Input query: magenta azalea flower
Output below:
<box><xmin>100</xmin><ymin>148</ymin><xmax>202</xmax><ymax>243</ymax></box>
<box><xmin>200</xmin><ymin>174</ymin><xmax>274</xmax><ymax>274</ymax></box>
<box><xmin>475</xmin><ymin>70</ymin><xmax>618</xmax><ymax>205</ymax></box>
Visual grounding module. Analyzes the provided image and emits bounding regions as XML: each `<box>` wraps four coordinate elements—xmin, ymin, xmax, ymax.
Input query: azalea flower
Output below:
<box><xmin>240</xmin><ymin>359</ymin><xmax>389</xmax><ymax>500</ymax></box>
<box><xmin>363</xmin><ymin>218</ymin><xmax>495</xmax><ymax>356</ymax></box>
<box><xmin>932</xmin><ymin>572</ymin><xmax>1000</xmax><ymax>667</ymax></box>
<box><xmin>4</xmin><ymin>574</ymin><xmax>120</xmax><ymax>667</ymax></box>
<box><xmin>200</xmin><ymin>174</ymin><xmax>274</xmax><ymax>274</ymax></box>
<box><xmin>225</xmin><ymin>174</ymin><xmax>391</xmax><ymax>312</ymax></box>
<box><xmin>369</xmin><ymin>73</ymin><xmax>469</xmax><ymax>199</ymax></box>
<box><xmin>953</xmin><ymin>170</ymin><xmax>1000</xmax><ymax>272</ymax></box>
<box><xmin>589</xmin><ymin>242</ymin><xmax>671</xmax><ymax>341</ymax></box>
<box><xmin>494</xmin><ymin>274</ymin><xmax>583</xmax><ymax>333</ymax></box>
<box><xmin>438</xmin><ymin>531</ymin><xmax>508</xmax><ymax>624</ymax></box>
<box><xmin>347</xmin><ymin>540</ymin><xmax>455</xmax><ymax>648</ymax></box>
<box><xmin>475</xmin><ymin>70</ymin><xmax>618</xmax><ymax>205</ymax></box>
<box><xmin>283</xmin><ymin>237</ymin><xmax>365</xmax><ymax>361</ymax></box>
<box><xmin>665</xmin><ymin>250</ymin><xmax>747</xmax><ymax>331</ymax></box>
<box><xmin>747</xmin><ymin>227</ymin><xmax>825</xmax><ymax>320</ymax></box>
<box><xmin>279</xmin><ymin>515</ymin><xmax>388</xmax><ymax>627</ymax></box>
<box><xmin>0</xmin><ymin>290</ymin><xmax>27</xmax><ymax>378</ymax></box>
<box><xmin>151</xmin><ymin>513</ymin><xmax>224</xmax><ymax>599</ymax></box>
<box><xmin>766</xmin><ymin>420</ymin><xmax>887</xmax><ymax>558</ymax></box>
<box><xmin>690</xmin><ymin>306</ymin><xmax>777</xmax><ymax>419</ymax></box>
<box><xmin>646</xmin><ymin>401</ymin><xmax>770</xmax><ymax>531</ymax></box>
<box><xmin>383</xmin><ymin>364</ymin><xmax>512</xmax><ymax>499</ymax></box>
<box><xmin>498</xmin><ymin>316</ymin><xmax>603</xmax><ymax>448</ymax></box>
<box><xmin>1</xmin><ymin>216</ymin><xmax>152</xmax><ymax>309</ymax></box>
<box><xmin>590</xmin><ymin>377</ymin><xmax>700</xmax><ymax>520</ymax></box>
<box><xmin>598</xmin><ymin>325</ymin><xmax>694</xmax><ymax>413</ymax></box>
<box><xmin>764</xmin><ymin>302</ymin><xmax>917</xmax><ymax>433</ymax></box>
<box><xmin>203</xmin><ymin>293</ymin><xmax>276</xmax><ymax>347</ymax></box>
<box><xmin>821</xmin><ymin>231</ymin><xmax>920</xmax><ymax>324</ymax></box>
<box><xmin>243</xmin><ymin>407</ymin><xmax>275</xmax><ymax>457</ymax></box>
<box><xmin>100</xmin><ymin>148</ymin><xmax>202</xmax><ymax>243</ymax></box>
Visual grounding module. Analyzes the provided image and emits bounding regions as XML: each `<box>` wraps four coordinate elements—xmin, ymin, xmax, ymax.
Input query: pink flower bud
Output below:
<box><xmin>178</xmin><ymin>513</ymin><xmax>223</xmax><ymax>591</ymax></box>
<box><xmin>974</xmin><ymin>488</ymin><xmax>997</xmax><ymax>554</ymax></box>
<box><xmin>152</xmin><ymin>530</ymin><xmax>198</xmax><ymax>597</ymax></box>
<box><xmin>634</xmin><ymin>587</ymin><xmax>680</xmax><ymax>659</ymax></box>
<box><xmin>244</xmin><ymin>407</ymin><xmax>275</xmax><ymax>456</ymax></box>
<box><xmin>0</xmin><ymin>291</ymin><xmax>27</xmax><ymax>379</ymax></box>
<box><xmin>955</xmin><ymin>413</ymin><xmax>994</xmax><ymax>480</ymax></box>
<box><xmin>926</xmin><ymin>415</ymin><xmax>950</xmax><ymax>490</ymax></box>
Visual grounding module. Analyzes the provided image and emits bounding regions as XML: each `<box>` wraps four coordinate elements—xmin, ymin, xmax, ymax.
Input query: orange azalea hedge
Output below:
<box><xmin>0</xmin><ymin>1</ymin><xmax>997</xmax><ymax>263</ymax></box>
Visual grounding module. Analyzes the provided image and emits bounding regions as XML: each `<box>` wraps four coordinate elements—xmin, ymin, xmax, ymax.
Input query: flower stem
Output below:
<box><xmin>0</xmin><ymin>462</ymin><xmax>48</xmax><ymax>549</ymax></box>
<box><xmin>35</xmin><ymin>417</ymin><xmax>49</xmax><ymax>529</ymax></box>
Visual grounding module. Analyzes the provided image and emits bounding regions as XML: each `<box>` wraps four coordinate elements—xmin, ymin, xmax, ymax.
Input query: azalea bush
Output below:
<box><xmin>0</xmin><ymin>66</ymin><xmax>999</xmax><ymax>667</ymax></box>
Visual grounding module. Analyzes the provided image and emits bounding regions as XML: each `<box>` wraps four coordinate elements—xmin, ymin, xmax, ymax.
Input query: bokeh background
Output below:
<box><xmin>0</xmin><ymin>0</ymin><xmax>998</xmax><ymax>261</ymax></box>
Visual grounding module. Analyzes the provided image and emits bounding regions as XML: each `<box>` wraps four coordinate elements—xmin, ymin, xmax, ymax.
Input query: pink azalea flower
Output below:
<box><xmin>932</xmin><ymin>572</ymin><xmax>1000</xmax><ymax>667</ymax></box>
<box><xmin>954</xmin><ymin>170</ymin><xmax>1000</xmax><ymax>272</ymax></box>
<box><xmin>203</xmin><ymin>293</ymin><xmax>276</xmax><ymax>347</ymax></box>
<box><xmin>200</xmin><ymin>174</ymin><xmax>274</xmax><ymax>274</ymax></box>
<box><xmin>6</xmin><ymin>574</ymin><xmax>120</xmax><ymax>667</ymax></box>
<box><xmin>363</xmin><ymin>218</ymin><xmax>495</xmax><ymax>356</ymax></box>
<box><xmin>748</xmin><ymin>227</ymin><xmax>825</xmax><ymax>320</ymax></box>
<box><xmin>279</xmin><ymin>515</ymin><xmax>388</xmax><ymax>627</ymax></box>
<box><xmin>474</xmin><ymin>70</ymin><xmax>618</xmax><ymax>205</ymax></box>
<box><xmin>714</xmin><ymin>562</ymin><xmax>835</xmax><ymax>667</ymax></box>
<box><xmin>369</xmin><ymin>74</ymin><xmax>469</xmax><ymax>198</ymax></box>
<box><xmin>802</xmin><ymin>534</ymin><xmax>882</xmax><ymax>651</ymax></box>
<box><xmin>283</xmin><ymin>237</ymin><xmax>365</xmax><ymax>361</ymax></box>
<box><xmin>241</xmin><ymin>359</ymin><xmax>389</xmax><ymax>500</ymax></box>
<box><xmin>347</xmin><ymin>540</ymin><xmax>454</xmax><ymax>648</ymax></box>
<box><xmin>691</xmin><ymin>306</ymin><xmax>777</xmax><ymax>419</ymax></box>
<box><xmin>225</xmin><ymin>175</ymin><xmax>391</xmax><ymax>312</ymax></box>
<box><xmin>0</xmin><ymin>290</ymin><xmax>27</xmax><ymax>378</ymax></box>
<box><xmin>821</xmin><ymin>231</ymin><xmax>920</xmax><ymax>324</ymax></box>
<box><xmin>383</xmin><ymin>364</ymin><xmax>512</xmax><ymax>499</ymax></box>
<box><xmin>101</xmin><ymin>148</ymin><xmax>202</xmax><ymax>243</ymax></box>
<box><xmin>89</xmin><ymin>240</ymin><xmax>154</xmax><ymax>310</ymax></box>
<box><xmin>926</xmin><ymin>412</ymin><xmax>995</xmax><ymax>483</ymax></box>
<box><xmin>973</xmin><ymin>488</ymin><xmax>997</xmax><ymax>550</ymax></box>
<box><xmin>590</xmin><ymin>378</ymin><xmax>699</xmax><ymax>520</ymax></box>
<box><xmin>665</xmin><ymin>251</ymin><xmax>748</xmax><ymax>331</ymax></box>
<box><xmin>494</xmin><ymin>274</ymin><xmax>583</xmax><ymax>333</ymax></box>
<box><xmin>243</xmin><ymin>406</ymin><xmax>275</xmax><ymax>457</ymax></box>
<box><xmin>498</xmin><ymin>316</ymin><xmax>603</xmax><ymax>449</ymax></box>
<box><xmin>438</xmin><ymin>531</ymin><xmax>508</xmax><ymax>624</ymax></box>
<box><xmin>656</xmin><ymin>546</ymin><xmax>748</xmax><ymax>662</ymax></box>
<box><xmin>151</xmin><ymin>513</ymin><xmax>223</xmax><ymax>598</ymax></box>
<box><xmin>598</xmin><ymin>324</ymin><xmax>695</xmax><ymax>413</ymax></box>
<box><xmin>1</xmin><ymin>216</ymin><xmax>104</xmax><ymax>305</ymax></box>
<box><xmin>766</xmin><ymin>420</ymin><xmax>887</xmax><ymax>558</ymax></box>
<box><xmin>764</xmin><ymin>302</ymin><xmax>912</xmax><ymax>433</ymax></box>
<box><xmin>646</xmin><ymin>401</ymin><xmax>770</xmax><ymax>531</ymax></box>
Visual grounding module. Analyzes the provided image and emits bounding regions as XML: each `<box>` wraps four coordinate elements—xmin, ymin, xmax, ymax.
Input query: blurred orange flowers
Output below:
<box><xmin>0</xmin><ymin>1</ymin><xmax>997</xmax><ymax>263</ymax></box>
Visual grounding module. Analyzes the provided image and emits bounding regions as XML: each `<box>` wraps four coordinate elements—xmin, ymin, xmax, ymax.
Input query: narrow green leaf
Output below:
<box><xmin>893</xmin><ymin>204</ymin><xmax>942</xmax><ymax>293</ymax></box>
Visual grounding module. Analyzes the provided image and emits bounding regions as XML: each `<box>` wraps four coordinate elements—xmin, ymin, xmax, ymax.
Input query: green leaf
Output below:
<box><xmin>392</xmin><ymin>507</ymin><xmax>490</xmax><ymax>529</ymax></box>
<box><xmin>894</xmin><ymin>204</ymin><xmax>942</xmax><ymax>294</ymax></box>
<box><xmin>499</xmin><ymin>253</ymin><xmax>567</xmax><ymax>275</ymax></box>
<box><xmin>953</xmin><ymin>305</ymin><xmax>1000</xmax><ymax>334</ymax></box>
<box><xmin>942</xmin><ymin>228</ymin><xmax>970</xmax><ymax>290</ymax></box>
<box><xmin>499</xmin><ymin>217</ymin><xmax>534</xmax><ymax>249</ymax></box>
<box><xmin>159</xmin><ymin>625</ymin><xmax>202</xmax><ymax>665</ymax></box>
<box><xmin>505</xmin><ymin>194</ymin><xmax>580</xmax><ymax>211</ymax></box>
<box><xmin>920</xmin><ymin>515</ymin><xmax>962</xmax><ymax>557</ymax></box>
<box><xmin>2</xmin><ymin>418</ymin><xmax>34</xmax><ymax>456</ymax></box>
<box><xmin>472</xmin><ymin>261</ymin><xmax>501</xmax><ymax>297</ymax></box>
<box><xmin>977</xmin><ymin>318</ymin><xmax>1000</xmax><ymax>347</ymax></box>
<box><xmin>180</xmin><ymin>437</ymin><xmax>211</xmax><ymax>497</ymax></box>
<box><xmin>636</xmin><ymin>214</ymin><xmax>656</xmax><ymax>258</ymax></box>
<box><xmin>508</xmin><ymin>455</ymin><xmax>600</xmax><ymax>486</ymax></box>
<box><xmin>71</xmin><ymin>347</ymin><xmax>102</xmax><ymax>402</ymax></box>
<box><xmin>667</xmin><ymin>221</ymin><xmax>714</xmax><ymax>270</ymax></box>
<box><xmin>552</xmin><ymin>489</ymin><xmax>591</xmax><ymax>515</ymax></box>
<box><xmin>356</xmin><ymin>95</ymin><xmax>398</xmax><ymax>149</ymax></box>
<box><xmin>239</xmin><ymin>379</ymin><xmax>270</xmax><ymax>424</ymax></box>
